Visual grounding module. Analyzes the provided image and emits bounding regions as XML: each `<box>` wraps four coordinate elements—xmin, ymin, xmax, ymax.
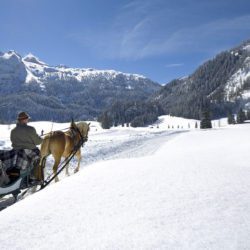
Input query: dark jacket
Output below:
<box><xmin>10</xmin><ymin>123</ymin><xmax>43</xmax><ymax>150</ymax></box>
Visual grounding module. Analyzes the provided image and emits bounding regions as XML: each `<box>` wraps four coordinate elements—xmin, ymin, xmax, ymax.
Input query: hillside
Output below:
<box><xmin>0</xmin><ymin>51</ymin><xmax>160</xmax><ymax>122</ymax></box>
<box><xmin>100</xmin><ymin>40</ymin><xmax>250</xmax><ymax>126</ymax></box>
<box><xmin>152</xmin><ymin>40</ymin><xmax>250</xmax><ymax>119</ymax></box>
<box><xmin>0</xmin><ymin>121</ymin><xmax>249</xmax><ymax>249</ymax></box>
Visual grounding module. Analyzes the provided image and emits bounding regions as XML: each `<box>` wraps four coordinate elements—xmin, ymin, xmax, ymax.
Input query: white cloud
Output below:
<box><xmin>127</xmin><ymin>15</ymin><xmax>250</xmax><ymax>58</ymax></box>
<box><xmin>68</xmin><ymin>0</ymin><xmax>250</xmax><ymax>61</ymax></box>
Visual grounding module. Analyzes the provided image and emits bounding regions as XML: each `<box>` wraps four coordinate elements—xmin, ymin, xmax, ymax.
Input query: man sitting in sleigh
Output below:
<box><xmin>0</xmin><ymin>112</ymin><xmax>43</xmax><ymax>186</ymax></box>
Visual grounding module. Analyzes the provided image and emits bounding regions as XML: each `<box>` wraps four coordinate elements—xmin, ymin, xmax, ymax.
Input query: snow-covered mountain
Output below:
<box><xmin>23</xmin><ymin>54</ymin><xmax>146</xmax><ymax>89</ymax></box>
<box><xmin>22</xmin><ymin>52</ymin><xmax>155</xmax><ymax>91</ymax></box>
<box><xmin>0</xmin><ymin>51</ymin><xmax>160</xmax><ymax>122</ymax></box>
<box><xmin>152</xmin><ymin>40</ymin><xmax>250</xmax><ymax>119</ymax></box>
<box><xmin>0</xmin><ymin>51</ymin><xmax>157</xmax><ymax>89</ymax></box>
<box><xmin>1</xmin><ymin>40</ymin><xmax>250</xmax><ymax>122</ymax></box>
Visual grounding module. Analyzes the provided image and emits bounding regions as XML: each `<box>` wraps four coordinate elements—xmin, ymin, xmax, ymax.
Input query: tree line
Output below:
<box><xmin>98</xmin><ymin>100</ymin><xmax>163</xmax><ymax>129</ymax></box>
<box><xmin>98</xmin><ymin>98</ymin><xmax>250</xmax><ymax>129</ymax></box>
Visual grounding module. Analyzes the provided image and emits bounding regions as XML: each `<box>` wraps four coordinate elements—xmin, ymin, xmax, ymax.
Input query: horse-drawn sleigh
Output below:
<box><xmin>0</xmin><ymin>120</ymin><xmax>90</xmax><ymax>208</ymax></box>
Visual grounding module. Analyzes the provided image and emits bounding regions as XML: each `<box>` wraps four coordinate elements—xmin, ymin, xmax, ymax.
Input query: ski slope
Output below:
<box><xmin>0</xmin><ymin>118</ymin><xmax>250</xmax><ymax>250</ymax></box>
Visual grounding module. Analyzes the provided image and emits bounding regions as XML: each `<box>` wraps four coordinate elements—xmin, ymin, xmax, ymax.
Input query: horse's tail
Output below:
<box><xmin>39</xmin><ymin>132</ymin><xmax>55</xmax><ymax>175</ymax></box>
<box><xmin>40</xmin><ymin>133</ymin><xmax>53</xmax><ymax>158</ymax></box>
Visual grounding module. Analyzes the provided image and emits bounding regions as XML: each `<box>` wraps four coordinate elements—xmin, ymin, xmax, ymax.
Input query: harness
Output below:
<box><xmin>40</xmin><ymin>124</ymin><xmax>88</xmax><ymax>189</ymax></box>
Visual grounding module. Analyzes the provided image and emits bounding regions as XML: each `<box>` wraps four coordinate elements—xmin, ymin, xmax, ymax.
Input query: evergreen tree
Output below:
<box><xmin>236</xmin><ymin>108</ymin><xmax>246</xmax><ymax>124</ymax></box>
<box><xmin>200</xmin><ymin>109</ymin><xmax>212</xmax><ymax>129</ymax></box>
<box><xmin>227</xmin><ymin>112</ymin><xmax>236</xmax><ymax>124</ymax></box>
<box><xmin>99</xmin><ymin>112</ymin><xmax>113</xmax><ymax>129</ymax></box>
<box><xmin>246</xmin><ymin>110</ymin><xmax>250</xmax><ymax>120</ymax></box>
<box><xmin>131</xmin><ymin>116</ymin><xmax>144</xmax><ymax>127</ymax></box>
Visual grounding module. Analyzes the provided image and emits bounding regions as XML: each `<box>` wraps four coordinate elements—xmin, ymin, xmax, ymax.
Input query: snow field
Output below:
<box><xmin>0</xmin><ymin>118</ymin><xmax>249</xmax><ymax>249</ymax></box>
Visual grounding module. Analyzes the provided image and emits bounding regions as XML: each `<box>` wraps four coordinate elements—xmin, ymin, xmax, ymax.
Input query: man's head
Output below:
<box><xmin>17</xmin><ymin>111</ymin><xmax>30</xmax><ymax>124</ymax></box>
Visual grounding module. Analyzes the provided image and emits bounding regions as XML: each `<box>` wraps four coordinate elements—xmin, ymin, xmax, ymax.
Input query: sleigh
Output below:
<box><xmin>0</xmin><ymin>165</ymin><xmax>39</xmax><ymax>199</ymax></box>
<box><xmin>0</xmin><ymin>149</ymin><xmax>42</xmax><ymax>203</ymax></box>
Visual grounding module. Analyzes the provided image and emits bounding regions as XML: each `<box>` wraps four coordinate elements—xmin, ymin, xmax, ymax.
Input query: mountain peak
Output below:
<box><xmin>23</xmin><ymin>53</ymin><xmax>47</xmax><ymax>65</ymax></box>
<box><xmin>1</xmin><ymin>50</ymin><xmax>22</xmax><ymax>61</ymax></box>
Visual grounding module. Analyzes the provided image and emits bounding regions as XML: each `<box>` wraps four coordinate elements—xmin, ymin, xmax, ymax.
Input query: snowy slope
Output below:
<box><xmin>0</xmin><ymin>118</ymin><xmax>250</xmax><ymax>249</ymax></box>
<box><xmin>224</xmin><ymin>46</ymin><xmax>250</xmax><ymax>102</ymax></box>
<box><xmin>0</xmin><ymin>51</ymin><xmax>26</xmax><ymax>85</ymax></box>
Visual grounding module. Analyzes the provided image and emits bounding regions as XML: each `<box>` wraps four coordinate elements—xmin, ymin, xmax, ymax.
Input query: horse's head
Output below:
<box><xmin>69</xmin><ymin>119</ymin><xmax>90</xmax><ymax>143</ymax></box>
<box><xmin>76</xmin><ymin>121</ymin><xmax>90</xmax><ymax>143</ymax></box>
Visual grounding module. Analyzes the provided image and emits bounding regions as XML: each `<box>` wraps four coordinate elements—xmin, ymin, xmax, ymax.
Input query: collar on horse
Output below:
<box><xmin>68</xmin><ymin>125</ymin><xmax>88</xmax><ymax>148</ymax></box>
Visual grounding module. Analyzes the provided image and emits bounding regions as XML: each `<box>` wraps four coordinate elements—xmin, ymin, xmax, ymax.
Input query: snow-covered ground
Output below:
<box><xmin>0</xmin><ymin>116</ymin><xmax>250</xmax><ymax>250</ymax></box>
<box><xmin>0</xmin><ymin>115</ymin><xmax>200</xmax><ymax>174</ymax></box>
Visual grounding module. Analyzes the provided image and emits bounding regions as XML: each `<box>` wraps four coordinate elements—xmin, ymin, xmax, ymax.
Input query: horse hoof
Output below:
<box><xmin>74</xmin><ymin>169</ymin><xmax>79</xmax><ymax>174</ymax></box>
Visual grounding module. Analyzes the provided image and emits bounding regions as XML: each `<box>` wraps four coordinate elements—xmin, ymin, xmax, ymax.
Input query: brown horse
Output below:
<box><xmin>39</xmin><ymin>120</ymin><xmax>90</xmax><ymax>182</ymax></box>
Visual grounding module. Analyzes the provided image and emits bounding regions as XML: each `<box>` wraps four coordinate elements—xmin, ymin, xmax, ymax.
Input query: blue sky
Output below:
<box><xmin>1</xmin><ymin>0</ymin><xmax>250</xmax><ymax>83</ymax></box>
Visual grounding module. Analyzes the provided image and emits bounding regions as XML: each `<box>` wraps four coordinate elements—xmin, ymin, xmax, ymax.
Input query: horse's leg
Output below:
<box><xmin>65</xmin><ymin>161</ymin><xmax>70</xmax><ymax>176</ymax></box>
<box><xmin>28</xmin><ymin>158</ymin><xmax>44</xmax><ymax>193</ymax></box>
<box><xmin>53</xmin><ymin>156</ymin><xmax>61</xmax><ymax>182</ymax></box>
<box><xmin>35</xmin><ymin>157</ymin><xmax>45</xmax><ymax>182</ymax></box>
<box><xmin>74</xmin><ymin>150</ymin><xmax>81</xmax><ymax>173</ymax></box>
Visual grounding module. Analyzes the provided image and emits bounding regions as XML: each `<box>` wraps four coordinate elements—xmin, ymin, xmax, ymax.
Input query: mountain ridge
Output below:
<box><xmin>152</xmin><ymin>40</ymin><xmax>250</xmax><ymax>119</ymax></box>
<box><xmin>0</xmin><ymin>51</ymin><xmax>160</xmax><ymax>122</ymax></box>
<box><xmin>1</xmin><ymin>39</ymin><xmax>250</xmax><ymax>124</ymax></box>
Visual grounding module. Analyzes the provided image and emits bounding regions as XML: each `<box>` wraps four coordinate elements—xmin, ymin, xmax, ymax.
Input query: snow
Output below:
<box><xmin>243</xmin><ymin>44</ymin><xmax>250</xmax><ymax>52</ymax></box>
<box><xmin>2</xmin><ymin>51</ymin><xmax>22</xmax><ymax>61</ymax></box>
<box><xmin>0</xmin><ymin>117</ymin><xmax>250</xmax><ymax>249</ymax></box>
<box><xmin>25</xmin><ymin>67</ymin><xmax>45</xmax><ymax>89</ymax></box>
<box><xmin>20</xmin><ymin>53</ymin><xmax>148</xmax><ymax>87</ymax></box>
<box><xmin>242</xmin><ymin>91</ymin><xmax>250</xmax><ymax>99</ymax></box>
<box><xmin>55</xmin><ymin>68</ymin><xmax>146</xmax><ymax>82</ymax></box>
<box><xmin>23</xmin><ymin>53</ymin><xmax>47</xmax><ymax>65</ymax></box>
<box><xmin>224</xmin><ymin>56</ymin><xmax>250</xmax><ymax>102</ymax></box>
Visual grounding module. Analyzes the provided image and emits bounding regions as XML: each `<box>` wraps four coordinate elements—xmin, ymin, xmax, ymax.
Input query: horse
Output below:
<box><xmin>39</xmin><ymin>120</ymin><xmax>90</xmax><ymax>182</ymax></box>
